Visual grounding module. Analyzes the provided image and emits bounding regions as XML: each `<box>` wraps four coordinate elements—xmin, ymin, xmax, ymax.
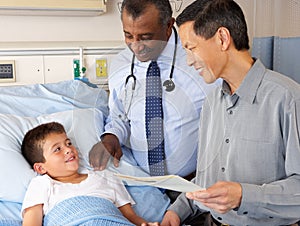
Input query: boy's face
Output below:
<box><xmin>36</xmin><ymin>132</ymin><xmax>80</xmax><ymax>180</ymax></box>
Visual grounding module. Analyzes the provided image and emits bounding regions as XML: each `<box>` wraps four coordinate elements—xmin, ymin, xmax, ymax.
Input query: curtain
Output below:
<box><xmin>251</xmin><ymin>0</ymin><xmax>300</xmax><ymax>83</ymax></box>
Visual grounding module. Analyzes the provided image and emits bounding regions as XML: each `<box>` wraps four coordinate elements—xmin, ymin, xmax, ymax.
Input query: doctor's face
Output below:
<box><xmin>121</xmin><ymin>5</ymin><xmax>173</xmax><ymax>62</ymax></box>
<box><xmin>179</xmin><ymin>21</ymin><xmax>219</xmax><ymax>84</ymax></box>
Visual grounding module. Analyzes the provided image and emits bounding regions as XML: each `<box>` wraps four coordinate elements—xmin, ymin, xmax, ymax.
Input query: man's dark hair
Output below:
<box><xmin>21</xmin><ymin>122</ymin><xmax>66</xmax><ymax>168</ymax></box>
<box><xmin>176</xmin><ymin>0</ymin><xmax>212</xmax><ymax>27</ymax></box>
<box><xmin>194</xmin><ymin>0</ymin><xmax>249</xmax><ymax>50</ymax></box>
<box><xmin>121</xmin><ymin>0</ymin><xmax>172</xmax><ymax>26</ymax></box>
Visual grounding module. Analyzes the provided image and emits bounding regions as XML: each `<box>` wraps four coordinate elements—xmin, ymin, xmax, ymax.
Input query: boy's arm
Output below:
<box><xmin>118</xmin><ymin>203</ymin><xmax>159</xmax><ymax>226</ymax></box>
<box><xmin>22</xmin><ymin>204</ymin><xmax>43</xmax><ymax>226</ymax></box>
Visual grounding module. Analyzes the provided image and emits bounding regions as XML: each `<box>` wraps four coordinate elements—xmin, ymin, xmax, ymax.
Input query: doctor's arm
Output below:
<box><xmin>89</xmin><ymin>89</ymin><xmax>131</xmax><ymax>170</ymax></box>
<box><xmin>89</xmin><ymin>134</ymin><xmax>122</xmax><ymax>170</ymax></box>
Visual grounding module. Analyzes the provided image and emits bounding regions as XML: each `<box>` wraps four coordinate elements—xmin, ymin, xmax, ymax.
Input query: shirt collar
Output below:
<box><xmin>221</xmin><ymin>59</ymin><xmax>266</xmax><ymax>104</ymax></box>
<box><xmin>157</xmin><ymin>28</ymin><xmax>177</xmax><ymax>62</ymax></box>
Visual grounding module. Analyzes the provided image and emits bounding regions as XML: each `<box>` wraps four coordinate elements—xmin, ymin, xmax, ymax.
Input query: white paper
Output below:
<box><xmin>115</xmin><ymin>173</ymin><xmax>205</xmax><ymax>193</ymax></box>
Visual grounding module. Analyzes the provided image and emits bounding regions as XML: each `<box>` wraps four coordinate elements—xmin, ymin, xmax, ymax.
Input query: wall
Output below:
<box><xmin>0</xmin><ymin>0</ymin><xmax>254</xmax><ymax>87</ymax></box>
<box><xmin>0</xmin><ymin>0</ymin><xmax>254</xmax><ymax>43</ymax></box>
<box><xmin>0</xmin><ymin>1</ymin><xmax>122</xmax><ymax>42</ymax></box>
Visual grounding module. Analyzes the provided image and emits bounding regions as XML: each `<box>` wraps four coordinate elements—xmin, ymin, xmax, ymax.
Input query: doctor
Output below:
<box><xmin>89</xmin><ymin>0</ymin><xmax>218</xmax><ymax>180</ymax></box>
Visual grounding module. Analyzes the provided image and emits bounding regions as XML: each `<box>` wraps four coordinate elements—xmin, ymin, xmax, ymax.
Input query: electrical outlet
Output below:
<box><xmin>0</xmin><ymin>60</ymin><xmax>16</xmax><ymax>83</ymax></box>
<box><xmin>95</xmin><ymin>58</ymin><xmax>107</xmax><ymax>77</ymax></box>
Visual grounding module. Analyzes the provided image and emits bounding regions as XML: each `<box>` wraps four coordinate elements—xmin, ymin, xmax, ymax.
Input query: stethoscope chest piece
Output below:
<box><xmin>163</xmin><ymin>79</ymin><xmax>175</xmax><ymax>92</ymax></box>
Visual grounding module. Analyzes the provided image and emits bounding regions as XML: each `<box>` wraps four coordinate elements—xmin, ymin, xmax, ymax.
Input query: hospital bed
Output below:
<box><xmin>0</xmin><ymin>80</ymin><xmax>170</xmax><ymax>225</ymax></box>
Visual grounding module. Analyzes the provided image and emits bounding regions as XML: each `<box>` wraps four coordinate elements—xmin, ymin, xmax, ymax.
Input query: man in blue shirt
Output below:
<box><xmin>89</xmin><ymin>0</ymin><xmax>218</xmax><ymax>180</ymax></box>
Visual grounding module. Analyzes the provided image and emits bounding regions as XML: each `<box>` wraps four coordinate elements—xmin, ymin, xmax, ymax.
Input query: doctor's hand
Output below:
<box><xmin>160</xmin><ymin>210</ymin><xmax>180</xmax><ymax>226</ymax></box>
<box><xmin>186</xmin><ymin>181</ymin><xmax>242</xmax><ymax>214</ymax></box>
<box><xmin>89</xmin><ymin>134</ymin><xmax>123</xmax><ymax>170</ymax></box>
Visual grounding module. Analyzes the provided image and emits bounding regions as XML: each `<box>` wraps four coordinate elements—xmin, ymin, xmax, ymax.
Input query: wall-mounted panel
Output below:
<box><xmin>0</xmin><ymin>42</ymin><xmax>125</xmax><ymax>90</ymax></box>
<box><xmin>0</xmin><ymin>0</ymin><xmax>106</xmax><ymax>16</ymax></box>
<box><xmin>0</xmin><ymin>56</ymin><xmax>44</xmax><ymax>86</ymax></box>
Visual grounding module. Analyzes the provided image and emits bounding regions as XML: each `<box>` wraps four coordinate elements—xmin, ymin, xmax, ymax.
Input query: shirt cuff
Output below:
<box><xmin>238</xmin><ymin>183</ymin><xmax>264</xmax><ymax>217</ymax></box>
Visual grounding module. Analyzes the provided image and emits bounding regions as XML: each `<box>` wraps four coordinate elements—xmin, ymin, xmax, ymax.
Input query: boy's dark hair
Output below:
<box><xmin>121</xmin><ymin>0</ymin><xmax>172</xmax><ymax>26</ymax></box>
<box><xmin>176</xmin><ymin>0</ymin><xmax>212</xmax><ymax>27</ymax></box>
<box><xmin>193</xmin><ymin>0</ymin><xmax>249</xmax><ymax>50</ymax></box>
<box><xmin>21</xmin><ymin>122</ymin><xmax>66</xmax><ymax>168</ymax></box>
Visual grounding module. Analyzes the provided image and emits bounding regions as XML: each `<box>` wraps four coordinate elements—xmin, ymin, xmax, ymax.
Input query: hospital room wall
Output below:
<box><xmin>0</xmin><ymin>0</ymin><xmax>253</xmax><ymax>87</ymax></box>
<box><xmin>0</xmin><ymin>1</ymin><xmax>253</xmax><ymax>42</ymax></box>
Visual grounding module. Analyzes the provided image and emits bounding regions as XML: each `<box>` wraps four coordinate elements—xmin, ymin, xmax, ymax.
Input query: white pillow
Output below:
<box><xmin>0</xmin><ymin>108</ymin><xmax>103</xmax><ymax>203</ymax></box>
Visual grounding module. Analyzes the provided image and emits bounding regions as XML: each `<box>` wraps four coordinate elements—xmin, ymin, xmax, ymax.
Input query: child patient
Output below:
<box><xmin>21</xmin><ymin>122</ymin><xmax>159</xmax><ymax>226</ymax></box>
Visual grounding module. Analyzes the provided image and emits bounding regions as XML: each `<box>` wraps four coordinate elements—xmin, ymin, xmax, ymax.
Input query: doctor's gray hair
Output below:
<box><xmin>120</xmin><ymin>0</ymin><xmax>173</xmax><ymax>27</ymax></box>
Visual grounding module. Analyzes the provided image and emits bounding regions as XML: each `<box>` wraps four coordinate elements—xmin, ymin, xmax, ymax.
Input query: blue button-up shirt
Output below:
<box><xmin>104</xmin><ymin>30</ymin><xmax>219</xmax><ymax>177</ymax></box>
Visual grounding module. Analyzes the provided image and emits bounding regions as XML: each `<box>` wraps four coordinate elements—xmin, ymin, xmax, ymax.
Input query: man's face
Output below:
<box><xmin>179</xmin><ymin>21</ymin><xmax>219</xmax><ymax>84</ymax></box>
<box><xmin>121</xmin><ymin>5</ymin><xmax>173</xmax><ymax>62</ymax></box>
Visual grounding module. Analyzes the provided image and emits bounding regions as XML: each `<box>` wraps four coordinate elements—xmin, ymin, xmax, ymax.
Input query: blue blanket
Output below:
<box><xmin>43</xmin><ymin>196</ymin><xmax>135</xmax><ymax>226</ymax></box>
<box><xmin>0</xmin><ymin>219</ymin><xmax>21</xmax><ymax>226</ymax></box>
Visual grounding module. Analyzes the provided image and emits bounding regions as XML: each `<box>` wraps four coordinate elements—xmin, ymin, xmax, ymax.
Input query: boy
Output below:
<box><xmin>21</xmin><ymin>122</ymin><xmax>159</xmax><ymax>226</ymax></box>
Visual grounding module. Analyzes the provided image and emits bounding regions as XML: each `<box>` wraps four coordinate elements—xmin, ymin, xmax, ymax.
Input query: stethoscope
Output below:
<box><xmin>123</xmin><ymin>27</ymin><xmax>178</xmax><ymax>120</ymax></box>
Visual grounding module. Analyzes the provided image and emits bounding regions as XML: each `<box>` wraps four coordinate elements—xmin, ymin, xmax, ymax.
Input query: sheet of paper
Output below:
<box><xmin>115</xmin><ymin>173</ymin><xmax>204</xmax><ymax>193</ymax></box>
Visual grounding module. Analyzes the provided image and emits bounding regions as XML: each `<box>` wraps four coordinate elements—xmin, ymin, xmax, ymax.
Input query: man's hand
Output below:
<box><xmin>186</xmin><ymin>181</ymin><xmax>242</xmax><ymax>214</ymax></box>
<box><xmin>89</xmin><ymin>134</ymin><xmax>123</xmax><ymax>170</ymax></box>
<box><xmin>141</xmin><ymin>222</ymin><xmax>160</xmax><ymax>226</ymax></box>
<box><xmin>160</xmin><ymin>210</ymin><xmax>180</xmax><ymax>226</ymax></box>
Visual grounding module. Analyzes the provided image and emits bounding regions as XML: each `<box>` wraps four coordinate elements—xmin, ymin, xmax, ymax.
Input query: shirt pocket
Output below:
<box><xmin>233</xmin><ymin>137</ymin><xmax>284</xmax><ymax>184</ymax></box>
